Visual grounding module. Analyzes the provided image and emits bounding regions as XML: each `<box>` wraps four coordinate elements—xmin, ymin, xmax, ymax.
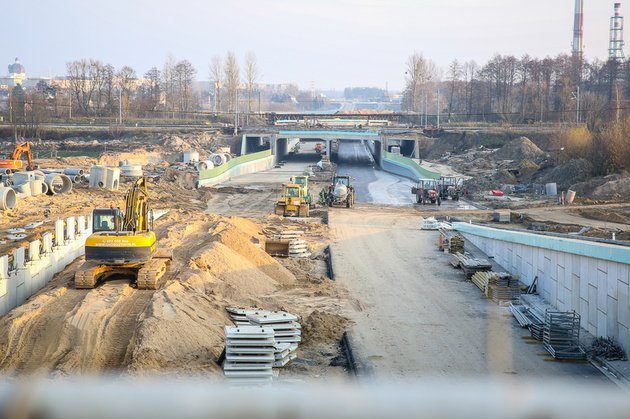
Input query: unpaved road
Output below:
<box><xmin>520</xmin><ymin>204</ymin><xmax>630</xmax><ymax>231</ymax></box>
<box><xmin>329</xmin><ymin>207</ymin><xmax>605</xmax><ymax>380</ymax></box>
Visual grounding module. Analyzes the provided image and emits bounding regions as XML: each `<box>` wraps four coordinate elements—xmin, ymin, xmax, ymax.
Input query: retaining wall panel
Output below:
<box><xmin>597</xmin><ymin>269</ymin><xmax>608</xmax><ymax>314</ymax></box>
<box><xmin>607</xmin><ymin>295</ymin><xmax>619</xmax><ymax>338</ymax></box>
<box><xmin>588</xmin><ymin>284</ymin><xmax>598</xmax><ymax>328</ymax></box>
<box><xmin>597</xmin><ymin>309</ymin><xmax>607</xmax><ymax>337</ymax></box>
<box><xmin>618</xmin><ymin>281</ymin><xmax>630</xmax><ymax>328</ymax></box>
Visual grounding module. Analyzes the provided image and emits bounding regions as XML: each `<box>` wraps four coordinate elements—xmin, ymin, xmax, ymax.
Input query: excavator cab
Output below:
<box><xmin>76</xmin><ymin>177</ymin><xmax>171</xmax><ymax>290</ymax></box>
<box><xmin>92</xmin><ymin>208</ymin><xmax>123</xmax><ymax>232</ymax></box>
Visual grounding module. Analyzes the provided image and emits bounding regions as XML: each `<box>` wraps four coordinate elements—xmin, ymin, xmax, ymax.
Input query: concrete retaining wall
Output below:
<box><xmin>454</xmin><ymin>222</ymin><xmax>630</xmax><ymax>353</ymax></box>
<box><xmin>381</xmin><ymin>151</ymin><xmax>441</xmax><ymax>181</ymax></box>
<box><xmin>0</xmin><ymin>215</ymin><xmax>92</xmax><ymax>316</ymax></box>
<box><xmin>198</xmin><ymin>150</ymin><xmax>273</xmax><ymax>187</ymax></box>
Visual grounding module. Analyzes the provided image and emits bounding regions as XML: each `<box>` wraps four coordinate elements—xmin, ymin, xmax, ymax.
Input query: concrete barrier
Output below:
<box><xmin>0</xmin><ymin>215</ymin><xmax>92</xmax><ymax>316</ymax></box>
<box><xmin>198</xmin><ymin>150</ymin><xmax>273</xmax><ymax>188</ymax></box>
<box><xmin>454</xmin><ymin>222</ymin><xmax>630</xmax><ymax>354</ymax></box>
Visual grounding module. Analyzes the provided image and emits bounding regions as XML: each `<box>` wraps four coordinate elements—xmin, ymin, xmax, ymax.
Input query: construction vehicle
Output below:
<box><xmin>74</xmin><ymin>177</ymin><xmax>172</xmax><ymax>290</ymax></box>
<box><xmin>314</xmin><ymin>143</ymin><xmax>323</xmax><ymax>154</ymax></box>
<box><xmin>325</xmin><ymin>175</ymin><xmax>355</xmax><ymax>208</ymax></box>
<box><xmin>438</xmin><ymin>176</ymin><xmax>465</xmax><ymax>201</ymax></box>
<box><xmin>0</xmin><ymin>142</ymin><xmax>36</xmax><ymax>171</ymax></box>
<box><xmin>411</xmin><ymin>179</ymin><xmax>441</xmax><ymax>205</ymax></box>
<box><xmin>274</xmin><ymin>183</ymin><xmax>310</xmax><ymax>217</ymax></box>
<box><xmin>290</xmin><ymin>175</ymin><xmax>313</xmax><ymax>206</ymax></box>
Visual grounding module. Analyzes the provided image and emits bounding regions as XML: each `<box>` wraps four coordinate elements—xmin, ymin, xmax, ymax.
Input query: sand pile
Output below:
<box><xmin>492</xmin><ymin>137</ymin><xmax>546</xmax><ymax>162</ymax></box>
<box><xmin>591</xmin><ymin>176</ymin><xmax>630</xmax><ymax>200</ymax></box>
<box><xmin>302</xmin><ymin>311</ymin><xmax>349</xmax><ymax>344</ymax></box>
<box><xmin>517</xmin><ymin>159</ymin><xmax>540</xmax><ymax>181</ymax></box>
<box><xmin>126</xmin><ymin>215</ymin><xmax>297</xmax><ymax>373</ymax></box>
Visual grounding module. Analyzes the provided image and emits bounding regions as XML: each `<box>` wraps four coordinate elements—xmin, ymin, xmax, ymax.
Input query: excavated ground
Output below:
<box><xmin>0</xmin><ymin>210</ymin><xmax>351</xmax><ymax>377</ymax></box>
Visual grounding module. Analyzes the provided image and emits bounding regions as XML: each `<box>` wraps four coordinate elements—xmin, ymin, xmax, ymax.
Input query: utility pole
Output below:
<box><xmin>69</xmin><ymin>92</ymin><xmax>72</xmax><ymax>119</ymax></box>
<box><xmin>258</xmin><ymin>90</ymin><xmax>261</xmax><ymax>114</ymax></box>
<box><xmin>234</xmin><ymin>89</ymin><xmax>239</xmax><ymax>136</ymax></box>
<box><xmin>437</xmin><ymin>88</ymin><xmax>440</xmax><ymax>128</ymax></box>
<box><xmin>576</xmin><ymin>85</ymin><xmax>580</xmax><ymax>123</ymax></box>
<box><xmin>119</xmin><ymin>88</ymin><xmax>123</xmax><ymax>125</ymax></box>
<box><xmin>424</xmin><ymin>92</ymin><xmax>428</xmax><ymax>127</ymax></box>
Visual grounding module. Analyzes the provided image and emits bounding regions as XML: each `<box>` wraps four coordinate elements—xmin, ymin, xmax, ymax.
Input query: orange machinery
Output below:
<box><xmin>0</xmin><ymin>142</ymin><xmax>36</xmax><ymax>171</ymax></box>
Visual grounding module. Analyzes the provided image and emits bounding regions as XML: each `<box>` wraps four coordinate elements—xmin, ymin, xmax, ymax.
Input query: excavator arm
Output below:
<box><xmin>123</xmin><ymin>177</ymin><xmax>150</xmax><ymax>233</ymax></box>
<box><xmin>11</xmin><ymin>142</ymin><xmax>34</xmax><ymax>170</ymax></box>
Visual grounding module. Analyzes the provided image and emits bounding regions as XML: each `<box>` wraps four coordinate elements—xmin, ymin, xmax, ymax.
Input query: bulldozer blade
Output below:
<box><xmin>264</xmin><ymin>239</ymin><xmax>290</xmax><ymax>257</ymax></box>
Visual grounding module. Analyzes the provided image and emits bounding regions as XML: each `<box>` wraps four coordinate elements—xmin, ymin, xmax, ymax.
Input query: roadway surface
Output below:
<box><xmin>335</xmin><ymin>141</ymin><xmax>415</xmax><ymax>205</ymax></box>
<box><xmin>329</xmin><ymin>207</ymin><xmax>607</xmax><ymax>381</ymax></box>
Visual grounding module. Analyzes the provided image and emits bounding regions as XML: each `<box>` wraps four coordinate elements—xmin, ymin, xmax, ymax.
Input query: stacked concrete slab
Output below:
<box><xmin>223</xmin><ymin>326</ymin><xmax>275</xmax><ymax>384</ymax></box>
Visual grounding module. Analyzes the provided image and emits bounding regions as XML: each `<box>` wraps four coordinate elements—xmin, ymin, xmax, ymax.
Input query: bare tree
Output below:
<box><xmin>224</xmin><ymin>51</ymin><xmax>240</xmax><ymax>112</ymax></box>
<box><xmin>403</xmin><ymin>52</ymin><xmax>438</xmax><ymax>112</ymax></box>
<box><xmin>209</xmin><ymin>55</ymin><xmax>223</xmax><ymax>112</ymax></box>
<box><xmin>116</xmin><ymin>65</ymin><xmax>137</xmax><ymax>118</ymax></box>
<box><xmin>244</xmin><ymin>51</ymin><xmax>259</xmax><ymax>114</ymax></box>
<box><xmin>447</xmin><ymin>59</ymin><xmax>462</xmax><ymax>121</ymax></box>
<box><xmin>174</xmin><ymin>60</ymin><xmax>196</xmax><ymax>113</ymax></box>
<box><xmin>162</xmin><ymin>54</ymin><xmax>177</xmax><ymax>117</ymax></box>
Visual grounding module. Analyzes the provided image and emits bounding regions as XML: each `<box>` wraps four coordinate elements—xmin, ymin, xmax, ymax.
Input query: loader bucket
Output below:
<box><xmin>264</xmin><ymin>239</ymin><xmax>291</xmax><ymax>257</ymax></box>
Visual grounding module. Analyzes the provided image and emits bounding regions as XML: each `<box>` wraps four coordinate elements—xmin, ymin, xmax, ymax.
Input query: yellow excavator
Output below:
<box><xmin>74</xmin><ymin>177</ymin><xmax>172</xmax><ymax>290</ymax></box>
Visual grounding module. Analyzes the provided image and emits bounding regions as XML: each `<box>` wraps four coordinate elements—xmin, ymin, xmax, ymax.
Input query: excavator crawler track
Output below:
<box><xmin>74</xmin><ymin>265</ymin><xmax>99</xmax><ymax>289</ymax></box>
<box><xmin>136</xmin><ymin>257</ymin><xmax>170</xmax><ymax>290</ymax></box>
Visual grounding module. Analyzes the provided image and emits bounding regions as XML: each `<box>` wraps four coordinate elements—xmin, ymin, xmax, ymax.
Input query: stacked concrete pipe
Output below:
<box><xmin>45</xmin><ymin>173</ymin><xmax>73</xmax><ymax>195</ymax></box>
<box><xmin>0</xmin><ymin>187</ymin><xmax>17</xmax><ymax>210</ymax></box>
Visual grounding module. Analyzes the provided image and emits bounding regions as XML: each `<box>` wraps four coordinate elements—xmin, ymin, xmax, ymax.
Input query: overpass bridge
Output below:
<box><xmin>238</xmin><ymin>128</ymin><xmax>440</xmax><ymax>182</ymax></box>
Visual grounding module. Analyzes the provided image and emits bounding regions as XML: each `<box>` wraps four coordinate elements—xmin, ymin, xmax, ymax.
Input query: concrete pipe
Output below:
<box><xmin>41</xmin><ymin>181</ymin><xmax>49</xmax><ymax>195</ymax></box>
<box><xmin>120</xmin><ymin>165</ymin><xmax>143</xmax><ymax>177</ymax></box>
<box><xmin>72</xmin><ymin>175</ymin><xmax>82</xmax><ymax>183</ymax></box>
<box><xmin>63</xmin><ymin>168</ymin><xmax>85</xmax><ymax>176</ymax></box>
<box><xmin>224</xmin><ymin>153</ymin><xmax>232</xmax><ymax>162</ymax></box>
<box><xmin>45</xmin><ymin>173</ymin><xmax>73</xmax><ymax>195</ymax></box>
<box><xmin>1</xmin><ymin>169</ymin><xmax>11</xmax><ymax>175</ymax></box>
<box><xmin>0</xmin><ymin>187</ymin><xmax>17</xmax><ymax>210</ymax></box>
<box><xmin>210</xmin><ymin>153</ymin><xmax>227</xmax><ymax>167</ymax></box>
<box><xmin>196</xmin><ymin>160</ymin><xmax>215</xmax><ymax>171</ymax></box>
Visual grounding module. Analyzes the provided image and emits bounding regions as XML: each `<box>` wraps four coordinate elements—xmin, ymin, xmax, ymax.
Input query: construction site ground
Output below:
<box><xmin>0</xmin><ymin>134</ymin><xmax>628</xmax><ymax>383</ymax></box>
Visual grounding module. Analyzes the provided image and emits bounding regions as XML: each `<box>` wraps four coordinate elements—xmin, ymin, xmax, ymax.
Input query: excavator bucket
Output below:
<box><xmin>264</xmin><ymin>239</ymin><xmax>290</xmax><ymax>257</ymax></box>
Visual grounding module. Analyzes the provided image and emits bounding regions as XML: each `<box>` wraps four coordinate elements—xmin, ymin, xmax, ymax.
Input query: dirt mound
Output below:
<box><xmin>591</xmin><ymin>176</ymin><xmax>630</xmax><ymax>200</ymax></box>
<box><xmin>517</xmin><ymin>159</ymin><xmax>540</xmax><ymax>181</ymax></box>
<box><xmin>302</xmin><ymin>310</ymin><xmax>349</xmax><ymax>344</ymax></box>
<box><xmin>570</xmin><ymin>174</ymin><xmax>621</xmax><ymax>197</ymax></box>
<box><xmin>536</xmin><ymin>158</ymin><xmax>593</xmax><ymax>190</ymax></box>
<box><xmin>127</xmin><ymin>281</ymin><xmax>226</xmax><ymax>374</ymax></box>
<box><xmin>492</xmin><ymin>137</ymin><xmax>546</xmax><ymax>162</ymax></box>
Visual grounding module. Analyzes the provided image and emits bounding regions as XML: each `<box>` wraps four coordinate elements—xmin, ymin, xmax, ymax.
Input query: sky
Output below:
<box><xmin>2</xmin><ymin>0</ymin><xmax>620</xmax><ymax>90</ymax></box>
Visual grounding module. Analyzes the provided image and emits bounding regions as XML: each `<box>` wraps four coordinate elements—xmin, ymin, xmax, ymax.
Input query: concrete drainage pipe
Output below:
<box><xmin>45</xmin><ymin>173</ymin><xmax>73</xmax><ymax>195</ymax></box>
<box><xmin>0</xmin><ymin>187</ymin><xmax>17</xmax><ymax>210</ymax></box>
<box><xmin>63</xmin><ymin>168</ymin><xmax>84</xmax><ymax>176</ymax></box>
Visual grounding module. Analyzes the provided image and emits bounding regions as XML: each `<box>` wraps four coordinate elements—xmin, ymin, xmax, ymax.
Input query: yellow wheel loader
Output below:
<box><xmin>274</xmin><ymin>183</ymin><xmax>310</xmax><ymax>217</ymax></box>
<box><xmin>74</xmin><ymin>177</ymin><xmax>172</xmax><ymax>290</ymax></box>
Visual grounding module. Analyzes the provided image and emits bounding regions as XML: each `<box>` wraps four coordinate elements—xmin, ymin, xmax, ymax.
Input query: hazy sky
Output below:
<box><xmin>3</xmin><ymin>0</ymin><xmax>620</xmax><ymax>90</ymax></box>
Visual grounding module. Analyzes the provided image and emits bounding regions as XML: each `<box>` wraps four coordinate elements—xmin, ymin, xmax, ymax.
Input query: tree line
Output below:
<box><xmin>402</xmin><ymin>52</ymin><xmax>629</xmax><ymax>126</ymax></box>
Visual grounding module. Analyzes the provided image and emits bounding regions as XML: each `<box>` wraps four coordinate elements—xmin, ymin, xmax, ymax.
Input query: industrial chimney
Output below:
<box><xmin>572</xmin><ymin>0</ymin><xmax>584</xmax><ymax>61</ymax></box>
<box><xmin>609</xmin><ymin>2</ymin><xmax>626</xmax><ymax>61</ymax></box>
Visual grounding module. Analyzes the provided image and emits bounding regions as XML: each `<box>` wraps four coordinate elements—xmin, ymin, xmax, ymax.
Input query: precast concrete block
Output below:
<box><xmin>617</xmin><ymin>280</ymin><xmax>629</xmax><ymax>328</ymax></box>
<box><xmin>77</xmin><ymin>216</ymin><xmax>86</xmax><ymax>233</ymax></box>
<box><xmin>54</xmin><ymin>219</ymin><xmax>65</xmax><ymax>247</ymax></box>
<box><xmin>580</xmin><ymin>298</ymin><xmax>589</xmax><ymax>328</ymax></box>
<box><xmin>597</xmin><ymin>258</ymin><xmax>608</xmax><ymax>275</ymax></box>
<box><xmin>619</xmin><ymin>325</ymin><xmax>630</xmax><ymax>357</ymax></box>
<box><xmin>597</xmin><ymin>309</ymin><xmax>607</xmax><ymax>338</ymax></box>
<box><xmin>14</xmin><ymin>247</ymin><xmax>25</xmax><ymax>270</ymax></box>
<box><xmin>0</xmin><ymin>255</ymin><xmax>9</xmax><ymax>279</ymax></box>
<box><xmin>597</xmin><ymin>269</ymin><xmax>608</xmax><ymax>314</ymax></box>
<box><xmin>607</xmin><ymin>295</ymin><xmax>619</xmax><ymax>339</ymax></box>
<box><xmin>42</xmin><ymin>233</ymin><xmax>52</xmax><ymax>254</ymax></box>
<box><xmin>572</xmin><ymin>274</ymin><xmax>580</xmax><ymax>310</ymax></box>
<box><xmin>608</xmin><ymin>263</ymin><xmax>618</xmax><ymax>298</ymax></box>
<box><xmin>579</xmin><ymin>259</ymin><xmax>589</xmax><ymax>300</ymax></box>
<box><xmin>588</xmin><ymin>284</ymin><xmax>598</xmax><ymax>327</ymax></box>
<box><xmin>618</xmin><ymin>263</ymin><xmax>629</xmax><ymax>285</ymax></box>
<box><xmin>66</xmin><ymin>216</ymin><xmax>75</xmax><ymax>240</ymax></box>
<box><xmin>28</xmin><ymin>240</ymin><xmax>40</xmax><ymax>261</ymax></box>
<box><xmin>587</xmin><ymin>258</ymin><xmax>598</xmax><ymax>287</ymax></box>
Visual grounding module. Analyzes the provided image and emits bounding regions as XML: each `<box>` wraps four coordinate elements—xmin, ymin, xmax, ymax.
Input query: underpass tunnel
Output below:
<box><xmin>274</xmin><ymin>137</ymin><xmax>324</xmax><ymax>164</ymax></box>
<box><xmin>241</xmin><ymin>135</ymin><xmax>271</xmax><ymax>155</ymax></box>
<box><xmin>400</xmin><ymin>139</ymin><xmax>416</xmax><ymax>157</ymax></box>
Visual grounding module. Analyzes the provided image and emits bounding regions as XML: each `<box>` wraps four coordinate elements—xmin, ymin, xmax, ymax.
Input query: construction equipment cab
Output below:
<box><xmin>290</xmin><ymin>175</ymin><xmax>313</xmax><ymax>206</ymax></box>
<box><xmin>275</xmin><ymin>183</ymin><xmax>310</xmax><ymax>217</ymax></box>
<box><xmin>75</xmin><ymin>177</ymin><xmax>172</xmax><ymax>290</ymax></box>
